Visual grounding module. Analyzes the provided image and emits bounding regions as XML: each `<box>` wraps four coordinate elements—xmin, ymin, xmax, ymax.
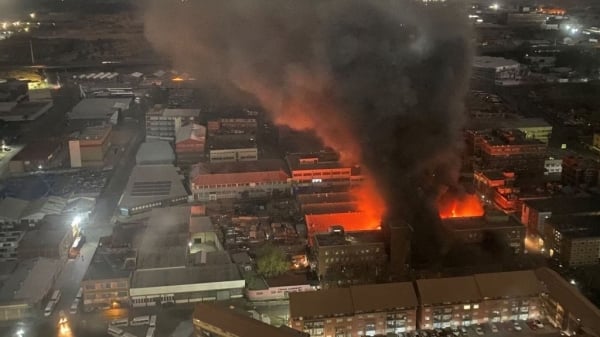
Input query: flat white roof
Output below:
<box><xmin>136</xmin><ymin>141</ymin><xmax>175</xmax><ymax>165</ymax></box>
<box><xmin>119</xmin><ymin>165</ymin><xmax>188</xmax><ymax>210</ymax></box>
<box><xmin>69</xmin><ymin>98</ymin><xmax>132</xmax><ymax>120</ymax></box>
<box><xmin>473</xmin><ymin>56</ymin><xmax>520</xmax><ymax>70</ymax></box>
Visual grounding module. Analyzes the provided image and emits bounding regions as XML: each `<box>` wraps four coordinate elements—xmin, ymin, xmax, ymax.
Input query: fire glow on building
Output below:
<box><xmin>438</xmin><ymin>192</ymin><xmax>485</xmax><ymax>219</ymax></box>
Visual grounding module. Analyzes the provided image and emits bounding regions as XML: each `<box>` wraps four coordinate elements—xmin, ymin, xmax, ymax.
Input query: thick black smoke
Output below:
<box><xmin>144</xmin><ymin>0</ymin><xmax>473</xmax><ymax>260</ymax></box>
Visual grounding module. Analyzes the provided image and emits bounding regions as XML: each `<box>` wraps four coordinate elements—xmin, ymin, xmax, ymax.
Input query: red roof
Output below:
<box><xmin>193</xmin><ymin>170</ymin><xmax>289</xmax><ymax>186</ymax></box>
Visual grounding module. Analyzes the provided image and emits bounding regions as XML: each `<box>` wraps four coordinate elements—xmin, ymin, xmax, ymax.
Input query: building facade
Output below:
<box><xmin>313</xmin><ymin>230</ymin><xmax>386</xmax><ymax>287</ymax></box>
<box><xmin>286</xmin><ymin>153</ymin><xmax>352</xmax><ymax>186</ymax></box>
<box><xmin>81</xmin><ymin>248</ymin><xmax>133</xmax><ymax>311</ymax></box>
<box><xmin>175</xmin><ymin>123</ymin><xmax>206</xmax><ymax>167</ymax></box>
<box><xmin>543</xmin><ymin>215</ymin><xmax>600</xmax><ymax>267</ymax></box>
<box><xmin>289</xmin><ymin>283</ymin><xmax>419</xmax><ymax>337</ymax></box>
<box><xmin>145</xmin><ymin>106</ymin><xmax>200</xmax><ymax>142</ymax></box>
<box><xmin>68</xmin><ymin>124</ymin><xmax>112</xmax><ymax>167</ymax></box>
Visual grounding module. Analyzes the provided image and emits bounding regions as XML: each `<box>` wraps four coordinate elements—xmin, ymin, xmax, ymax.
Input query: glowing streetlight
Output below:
<box><xmin>489</xmin><ymin>3</ymin><xmax>499</xmax><ymax>10</ymax></box>
<box><xmin>29</xmin><ymin>13</ymin><xmax>36</xmax><ymax>19</ymax></box>
<box><xmin>570</xmin><ymin>279</ymin><xmax>576</xmax><ymax>285</ymax></box>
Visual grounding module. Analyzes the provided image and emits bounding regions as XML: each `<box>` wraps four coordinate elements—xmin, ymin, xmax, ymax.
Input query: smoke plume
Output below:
<box><xmin>144</xmin><ymin>0</ymin><xmax>473</xmax><ymax>254</ymax></box>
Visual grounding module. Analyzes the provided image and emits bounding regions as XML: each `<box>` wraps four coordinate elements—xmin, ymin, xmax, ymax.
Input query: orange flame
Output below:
<box><xmin>438</xmin><ymin>192</ymin><xmax>484</xmax><ymax>219</ymax></box>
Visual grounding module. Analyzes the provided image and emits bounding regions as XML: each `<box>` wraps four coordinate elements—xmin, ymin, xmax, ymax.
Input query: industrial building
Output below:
<box><xmin>189</xmin><ymin>159</ymin><xmax>290</xmax><ymax>201</ymax></box>
<box><xmin>145</xmin><ymin>105</ymin><xmax>200</xmax><ymax>142</ymax></box>
<box><xmin>68</xmin><ymin>97</ymin><xmax>131</xmax><ymax>125</ymax></box>
<box><xmin>175</xmin><ymin>123</ymin><xmax>206</xmax><ymax>167</ymax></box>
<box><xmin>543</xmin><ymin>215</ymin><xmax>600</xmax><ymax>267</ymax></box>
<box><xmin>472</xmin><ymin>56</ymin><xmax>523</xmax><ymax>84</ymax></box>
<box><xmin>208</xmin><ymin>134</ymin><xmax>258</xmax><ymax>163</ymax></box>
<box><xmin>286</xmin><ymin>152</ymin><xmax>352</xmax><ymax>186</ymax></box>
<box><xmin>194</xmin><ymin>302</ymin><xmax>308</xmax><ymax>337</ymax></box>
<box><xmin>442</xmin><ymin>212</ymin><xmax>526</xmax><ymax>255</ymax></box>
<box><xmin>17</xmin><ymin>215</ymin><xmax>74</xmax><ymax>260</ymax></box>
<box><xmin>207</xmin><ymin>117</ymin><xmax>258</xmax><ymax>135</ymax></box>
<box><xmin>8</xmin><ymin>140</ymin><xmax>64</xmax><ymax>173</ymax></box>
<box><xmin>135</xmin><ymin>141</ymin><xmax>175</xmax><ymax>166</ymax></box>
<box><xmin>68</xmin><ymin>124</ymin><xmax>112</xmax><ymax>167</ymax></box>
<box><xmin>289</xmin><ymin>283</ymin><xmax>419</xmax><ymax>336</ymax></box>
<box><xmin>129</xmin><ymin>207</ymin><xmax>245</xmax><ymax>306</ymax></box>
<box><xmin>0</xmin><ymin>196</ymin><xmax>67</xmax><ymax>228</ymax></box>
<box><xmin>312</xmin><ymin>229</ymin><xmax>386</xmax><ymax>287</ymax></box>
<box><xmin>118</xmin><ymin>164</ymin><xmax>188</xmax><ymax>216</ymax></box>
<box><xmin>0</xmin><ymin>100</ymin><xmax>53</xmax><ymax>122</ymax></box>
<box><xmin>0</xmin><ymin>258</ymin><xmax>61</xmax><ymax>321</ymax></box>
<box><xmin>81</xmin><ymin>247</ymin><xmax>134</xmax><ymax>311</ymax></box>
<box><xmin>0</xmin><ymin>79</ymin><xmax>28</xmax><ymax>102</ymax></box>
<box><xmin>521</xmin><ymin>196</ymin><xmax>600</xmax><ymax>234</ymax></box>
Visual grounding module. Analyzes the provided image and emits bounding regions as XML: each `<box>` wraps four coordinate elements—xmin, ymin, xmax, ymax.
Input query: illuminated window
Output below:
<box><xmin>463</xmin><ymin>305</ymin><xmax>471</xmax><ymax>310</ymax></box>
<box><xmin>473</xmin><ymin>304</ymin><xmax>479</xmax><ymax>309</ymax></box>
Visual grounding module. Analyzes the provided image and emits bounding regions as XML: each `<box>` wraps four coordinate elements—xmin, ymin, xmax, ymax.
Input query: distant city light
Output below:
<box><xmin>489</xmin><ymin>3</ymin><xmax>499</xmax><ymax>10</ymax></box>
<box><xmin>29</xmin><ymin>13</ymin><xmax>36</xmax><ymax>19</ymax></box>
<box><xmin>570</xmin><ymin>279</ymin><xmax>576</xmax><ymax>285</ymax></box>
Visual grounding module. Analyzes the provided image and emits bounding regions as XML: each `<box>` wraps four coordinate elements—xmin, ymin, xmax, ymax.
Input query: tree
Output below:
<box><xmin>256</xmin><ymin>243</ymin><xmax>289</xmax><ymax>278</ymax></box>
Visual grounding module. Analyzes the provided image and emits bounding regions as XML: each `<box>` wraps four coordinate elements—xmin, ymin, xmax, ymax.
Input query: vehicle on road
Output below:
<box><xmin>491</xmin><ymin>324</ymin><xmax>498</xmax><ymax>333</ymax></box>
<box><xmin>513</xmin><ymin>321</ymin><xmax>523</xmax><ymax>331</ymax></box>
<box><xmin>475</xmin><ymin>326</ymin><xmax>484</xmax><ymax>335</ymax></box>
<box><xmin>149</xmin><ymin>315</ymin><xmax>157</xmax><ymax>327</ymax></box>
<box><xmin>44</xmin><ymin>300</ymin><xmax>56</xmax><ymax>317</ymax></box>
<box><xmin>76</xmin><ymin>287</ymin><xmax>83</xmax><ymax>300</ymax></box>
<box><xmin>533</xmin><ymin>320</ymin><xmax>544</xmax><ymax>329</ymax></box>
<box><xmin>68</xmin><ymin>235</ymin><xmax>85</xmax><ymax>259</ymax></box>
<box><xmin>69</xmin><ymin>298</ymin><xmax>79</xmax><ymax>314</ymax></box>
<box><xmin>131</xmin><ymin>315</ymin><xmax>150</xmax><ymax>326</ymax></box>
<box><xmin>108</xmin><ymin>326</ymin><xmax>124</xmax><ymax>337</ymax></box>
<box><xmin>58</xmin><ymin>310</ymin><xmax>68</xmax><ymax>325</ymax></box>
<box><xmin>110</xmin><ymin>318</ymin><xmax>129</xmax><ymax>327</ymax></box>
<box><xmin>146</xmin><ymin>327</ymin><xmax>156</xmax><ymax>337</ymax></box>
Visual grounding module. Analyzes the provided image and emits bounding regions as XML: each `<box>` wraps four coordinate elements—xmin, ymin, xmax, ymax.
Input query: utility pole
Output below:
<box><xmin>29</xmin><ymin>39</ymin><xmax>35</xmax><ymax>65</ymax></box>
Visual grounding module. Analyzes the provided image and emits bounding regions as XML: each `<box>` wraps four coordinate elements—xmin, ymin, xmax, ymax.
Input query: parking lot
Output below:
<box><xmin>402</xmin><ymin>320</ymin><xmax>560</xmax><ymax>337</ymax></box>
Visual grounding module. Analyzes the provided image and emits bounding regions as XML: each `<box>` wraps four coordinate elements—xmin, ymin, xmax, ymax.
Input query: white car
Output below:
<box><xmin>475</xmin><ymin>326</ymin><xmax>484</xmax><ymax>335</ymax></box>
<box><xmin>490</xmin><ymin>324</ymin><xmax>498</xmax><ymax>333</ymax></box>
<box><xmin>513</xmin><ymin>321</ymin><xmax>523</xmax><ymax>331</ymax></box>
<box><xmin>533</xmin><ymin>320</ymin><xmax>544</xmax><ymax>329</ymax></box>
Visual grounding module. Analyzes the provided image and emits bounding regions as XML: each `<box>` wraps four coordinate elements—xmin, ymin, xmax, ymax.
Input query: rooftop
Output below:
<box><xmin>305</xmin><ymin>212</ymin><xmax>381</xmax><ymax>233</ymax></box>
<box><xmin>190</xmin><ymin>216</ymin><xmax>215</xmax><ymax>233</ymax></box>
<box><xmin>546</xmin><ymin>215</ymin><xmax>600</xmax><ymax>238</ymax></box>
<box><xmin>351</xmin><ymin>282</ymin><xmax>418</xmax><ymax>312</ymax></box>
<box><xmin>194</xmin><ymin>303</ymin><xmax>307</xmax><ymax>337</ymax></box>
<box><xmin>147</xmin><ymin>106</ymin><xmax>200</xmax><ymax>118</ymax></box>
<box><xmin>289</xmin><ymin>287</ymin><xmax>354</xmax><ymax>318</ymax></box>
<box><xmin>118</xmin><ymin>165</ymin><xmax>188</xmax><ymax>210</ymax></box>
<box><xmin>176</xmin><ymin>123</ymin><xmax>206</xmax><ymax>143</ymax></box>
<box><xmin>0</xmin><ymin>258</ymin><xmax>61</xmax><ymax>304</ymax></box>
<box><xmin>286</xmin><ymin>152</ymin><xmax>345</xmax><ymax>171</ymax></box>
<box><xmin>11</xmin><ymin>140</ymin><xmax>61</xmax><ymax>161</ymax></box>
<box><xmin>314</xmin><ymin>230</ymin><xmax>384</xmax><ymax>247</ymax></box>
<box><xmin>416</xmin><ymin>276</ymin><xmax>482</xmax><ymax>305</ymax></box>
<box><xmin>442</xmin><ymin>214</ymin><xmax>523</xmax><ymax>230</ymax></box>
<box><xmin>83</xmin><ymin>248</ymin><xmax>134</xmax><ymax>281</ymax></box>
<box><xmin>131</xmin><ymin>263</ymin><xmax>242</xmax><ymax>288</ymax></box>
<box><xmin>18</xmin><ymin>219</ymin><xmax>70</xmax><ymax>253</ymax></box>
<box><xmin>473</xmin><ymin>56</ymin><xmax>520</xmax><ymax>69</ymax></box>
<box><xmin>71</xmin><ymin>124</ymin><xmax>112</xmax><ymax>142</ymax></box>
<box><xmin>0</xmin><ymin>101</ymin><xmax>52</xmax><ymax>122</ymax></box>
<box><xmin>136</xmin><ymin>141</ymin><xmax>175</xmax><ymax>165</ymax></box>
<box><xmin>474</xmin><ymin>270</ymin><xmax>542</xmax><ymax>299</ymax></box>
<box><xmin>69</xmin><ymin>98</ymin><xmax>131</xmax><ymax>120</ymax></box>
<box><xmin>524</xmin><ymin>197</ymin><xmax>600</xmax><ymax>215</ymax></box>
<box><xmin>208</xmin><ymin>134</ymin><xmax>256</xmax><ymax>150</ymax></box>
<box><xmin>0</xmin><ymin>197</ymin><xmax>29</xmax><ymax>222</ymax></box>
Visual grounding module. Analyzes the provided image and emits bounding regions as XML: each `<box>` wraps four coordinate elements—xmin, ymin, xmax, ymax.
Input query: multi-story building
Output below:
<box><xmin>207</xmin><ymin>134</ymin><xmax>258</xmax><ymax>163</ymax></box>
<box><xmin>561</xmin><ymin>156</ymin><xmax>600</xmax><ymax>187</ymax></box>
<box><xmin>286</xmin><ymin>152</ymin><xmax>352</xmax><ymax>187</ymax></box>
<box><xmin>117</xmin><ymin>164</ymin><xmax>188</xmax><ymax>216</ymax></box>
<box><xmin>193</xmin><ymin>302</ymin><xmax>308</xmax><ymax>337</ymax></box>
<box><xmin>472</xmin><ymin>56</ymin><xmax>522</xmax><ymax>84</ymax></box>
<box><xmin>81</xmin><ymin>247</ymin><xmax>134</xmax><ymax>311</ymax></box>
<box><xmin>145</xmin><ymin>105</ymin><xmax>200</xmax><ymax>142</ymax></box>
<box><xmin>312</xmin><ymin>229</ymin><xmax>386</xmax><ymax>286</ymax></box>
<box><xmin>207</xmin><ymin>118</ymin><xmax>257</xmax><ymax>135</ymax></box>
<box><xmin>536</xmin><ymin>267</ymin><xmax>600</xmax><ymax>336</ymax></box>
<box><xmin>289</xmin><ymin>282</ymin><xmax>419</xmax><ymax>336</ymax></box>
<box><xmin>416</xmin><ymin>271</ymin><xmax>542</xmax><ymax>329</ymax></box>
<box><xmin>442</xmin><ymin>212</ymin><xmax>526</xmax><ymax>255</ymax></box>
<box><xmin>9</xmin><ymin>140</ymin><xmax>64</xmax><ymax>173</ymax></box>
<box><xmin>175</xmin><ymin>123</ymin><xmax>206</xmax><ymax>167</ymax></box>
<box><xmin>543</xmin><ymin>215</ymin><xmax>600</xmax><ymax>267</ymax></box>
<box><xmin>521</xmin><ymin>197</ymin><xmax>600</xmax><ymax>234</ymax></box>
<box><xmin>68</xmin><ymin>124</ymin><xmax>112</xmax><ymax>167</ymax></box>
<box><xmin>0</xmin><ymin>230</ymin><xmax>25</xmax><ymax>261</ymax></box>
<box><xmin>189</xmin><ymin>160</ymin><xmax>290</xmax><ymax>201</ymax></box>
<box><xmin>468</xmin><ymin>129</ymin><xmax>547</xmax><ymax>172</ymax></box>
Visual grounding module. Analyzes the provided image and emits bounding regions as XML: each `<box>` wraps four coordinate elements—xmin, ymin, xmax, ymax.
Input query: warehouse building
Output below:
<box><xmin>117</xmin><ymin>165</ymin><xmax>188</xmax><ymax>216</ymax></box>
<box><xmin>190</xmin><ymin>160</ymin><xmax>290</xmax><ymax>201</ymax></box>
<box><xmin>8</xmin><ymin>140</ymin><xmax>64</xmax><ymax>173</ymax></box>
<box><xmin>68</xmin><ymin>124</ymin><xmax>112</xmax><ymax>167</ymax></box>
<box><xmin>175</xmin><ymin>123</ymin><xmax>206</xmax><ymax>167</ymax></box>
<box><xmin>145</xmin><ymin>106</ymin><xmax>200</xmax><ymax>142</ymax></box>
<box><xmin>130</xmin><ymin>207</ymin><xmax>245</xmax><ymax>307</ymax></box>
<box><xmin>68</xmin><ymin>97</ymin><xmax>131</xmax><ymax>125</ymax></box>
<box><xmin>135</xmin><ymin>141</ymin><xmax>175</xmax><ymax>166</ymax></box>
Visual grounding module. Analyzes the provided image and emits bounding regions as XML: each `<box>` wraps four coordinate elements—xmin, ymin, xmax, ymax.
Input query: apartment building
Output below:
<box><xmin>289</xmin><ymin>283</ymin><xmax>418</xmax><ymax>337</ymax></box>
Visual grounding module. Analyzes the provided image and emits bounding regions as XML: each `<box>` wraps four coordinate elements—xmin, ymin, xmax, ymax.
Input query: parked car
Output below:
<box><xmin>490</xmin><ymin>324</ymin><xmax>499</xmax><ymax>333</ymax></box>
<box><xmin>513</xmin><ymin>321</ymin><xmax>523</xmax><ymax>331</ymax></box>
<box><xmin>475</xmin><ymin>326</ymin><xmax>484</xmax><ymax>335</ymax></box>
<box><xmin>533</xmin><ymin>320</ymin><xmax>544</xmax><ymax>329</ymax></box>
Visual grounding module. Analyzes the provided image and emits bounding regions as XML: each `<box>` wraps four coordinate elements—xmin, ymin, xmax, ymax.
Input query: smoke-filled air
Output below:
<box><xmin>144</xmin><ymin>0</ymin><xmax>474</xmax><ymax>254</ymax></box>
